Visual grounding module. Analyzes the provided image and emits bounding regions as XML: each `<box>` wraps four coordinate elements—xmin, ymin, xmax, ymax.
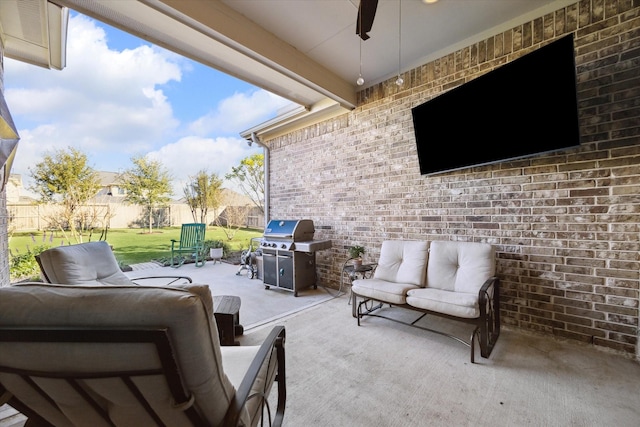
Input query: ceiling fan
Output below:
<box><xmin>356</xmin><ymin>0</ymin><xmax>378</xmax><ymax>40</ymax></box>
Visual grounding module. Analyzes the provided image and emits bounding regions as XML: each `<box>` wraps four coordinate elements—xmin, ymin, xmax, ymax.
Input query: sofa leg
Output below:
<box><xmin>351</xmin><ymin>293</ymin><xmax>358</xmax><ymax>318</ymax></box>
<box><xmin>470</xmin><ymin>327</ymin><xmax>480</xmax><ymax>364</ymax></box>
<box><xmin>355</xmin><ymin>298</ymin><xmax>385</xmax><ymax>326</ymax></box>
<box><xmin>356</xmin><ymin>298</ymin><xmax>364</xmax><ymax>326</ymax></box>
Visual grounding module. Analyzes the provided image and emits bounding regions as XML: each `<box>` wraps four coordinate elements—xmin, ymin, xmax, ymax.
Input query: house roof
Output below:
<box><xmin>96</xmin><ymin>171</ymin><xmax>119</xmax><ymax>186</ymax></box>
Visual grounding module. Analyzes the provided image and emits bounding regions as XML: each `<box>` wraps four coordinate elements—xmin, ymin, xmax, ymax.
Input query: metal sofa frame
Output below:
<box><xmin>353</xmin><ymin>276</ymin><xmax>500</xmax><ymax>364</ymax></box>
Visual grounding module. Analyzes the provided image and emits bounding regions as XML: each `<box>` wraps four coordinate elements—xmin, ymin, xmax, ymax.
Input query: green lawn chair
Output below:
<box><xmin>170</xmin><ymin>223</ymin><xmax>206</xmax><ymax>268</ymax></box>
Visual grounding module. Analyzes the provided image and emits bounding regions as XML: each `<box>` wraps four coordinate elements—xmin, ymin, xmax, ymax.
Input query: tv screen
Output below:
<box><xmin>411</xmin><ymin>34</ymin><xmax>580</xmax><ymax>175</ymax></box>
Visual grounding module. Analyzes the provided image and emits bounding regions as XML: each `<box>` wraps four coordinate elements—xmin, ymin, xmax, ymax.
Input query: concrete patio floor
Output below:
<box><xmin>125</xmin><ymin>259</ymin><xmax>336</xmax><ymax>331</ymax></box>
<box><xmin>0</xmin><ymin>259</ymin><xmax>337</xmax><ymax>427</ymax></box>
<box><xmin>2</xmin><ymin>262</ymin><xmax>639</xmax><ymax>426</ymax></box>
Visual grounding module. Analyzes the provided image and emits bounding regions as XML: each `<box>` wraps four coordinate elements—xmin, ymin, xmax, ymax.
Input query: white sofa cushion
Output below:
<box><xmin>373</xmin><ymin>240</ymin><xmax>429</xmax><ymax>286</ymax></box>
<box><xmin>221</xmin><ymin>345</ymin><xmax>279</xmax><ymax>426</ymax></box>
<box><xmin>426</xmin><ymin>241</ymin><xmax>495</xmax><ymax>293</ymax></box>
<box><xmin>406</xmin><ymin>288</ymin><xmax>480</xmax><ymax>318</ymax></box>
<box><xmin>351</xmin><ymin>278</ymin><xmax>420</xmax><ymax>305</ymax></box>
<box><xmin>351</xmin><ymin>240</ymin><xmax>429</xmax><ymax>304</ymax></box>
<box><xmin>37</xmin><ymin>241</ymin><xmax>133</xmax><ymax>286</ymax></box>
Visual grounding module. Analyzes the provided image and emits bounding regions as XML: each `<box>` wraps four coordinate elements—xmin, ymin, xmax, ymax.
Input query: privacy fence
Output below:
<box><xmin>8</xmin><ymin>203</ymin><xmax>264</xmax><ymax>232</ymax></box>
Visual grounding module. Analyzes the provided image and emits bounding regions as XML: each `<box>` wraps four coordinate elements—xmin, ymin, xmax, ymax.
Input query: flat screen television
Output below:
<box><xmin>411</xmin><ymin>34</ymin><xmax>580</xmax><ymax>176</ymax></box>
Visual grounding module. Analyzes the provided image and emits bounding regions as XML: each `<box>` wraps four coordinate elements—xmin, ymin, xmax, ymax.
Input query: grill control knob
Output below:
<box><xmin>281</xmin><ymin>244</ymin><xmax>287</xmax><ymax>249</ymax></box>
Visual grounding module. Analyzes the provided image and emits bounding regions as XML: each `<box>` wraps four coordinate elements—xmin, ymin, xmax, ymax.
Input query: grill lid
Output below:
<box><xmin>263</xmin><ymin>219</ymin><xmax>315</xmax><ymax>241</ymax></box>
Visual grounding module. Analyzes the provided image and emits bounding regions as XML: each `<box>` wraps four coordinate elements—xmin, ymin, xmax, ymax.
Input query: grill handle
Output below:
<box><xmin>263</xmin><ymin>233</ymin><xmax>293</xmax><ymax>239</ymax></box>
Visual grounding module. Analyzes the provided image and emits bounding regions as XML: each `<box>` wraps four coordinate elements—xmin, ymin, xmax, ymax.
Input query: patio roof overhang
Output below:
<box><xmin>0</xmin><ymin>0</ymin><xmax>68</xmax><ymax>70</ymax></box>
<box><xmin>52</xmin><ymin>0</ymin><xmax>356</xmax><ymax>141</ymax></box>
<box><xmin>52</xmin><ymin>0</ymin><xmax>356</xmax><ymax>112</ymax></box>
<box><xmin>1</xmin><ymin>1</ymin><xmax>582</xmax><ymax>143</ymax></box>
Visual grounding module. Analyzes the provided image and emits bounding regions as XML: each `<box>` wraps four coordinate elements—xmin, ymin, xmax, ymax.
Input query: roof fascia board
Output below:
<box><xmin>0</xmin><ymin>0</ymin><xmax>68</xmax><ymax>70</ymax></box>
<box><xmin>241</xmin><ymin>99</ymin><xmax>349</xmax><ymax>142</ymax></box>
<box><xmin>47</xmin><ymin>1</ymin><xmax>69</xmax><ymax>70</ymax></box>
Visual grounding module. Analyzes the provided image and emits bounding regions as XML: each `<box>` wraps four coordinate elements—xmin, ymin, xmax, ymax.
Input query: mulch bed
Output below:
<box><xmin>222</xmin><ymin>251</ymin><xmax>243</xmax><ymax>265</ymax></box>
<box><xmin>152</xmin><ymin>250</ymin><xmax>244</xmax><ymax>267</ymax></box>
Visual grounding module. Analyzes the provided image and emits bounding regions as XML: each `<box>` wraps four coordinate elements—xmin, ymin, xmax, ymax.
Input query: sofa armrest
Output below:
<box><xmin>478</xmin><ymin>276</ymin><xmax>500</xmax><ymax>358</ymax></box>
<box><xmin>478</xmin><ymin>276</ymin><xmax>499</xmax><ymax>316</ymax></box>
<box><xmin>0</xmin><ymin>385</ymin><xmax>10</xmax><ymax>406</ymax></box>
<box><xmin>130</xmin><ymin>275</ymin><xmax>193</xmax><ymax>286</ymax></box>
<box><xmin>223</xmin><ymin>326</ymin><xmax>286</xmax><ymax>427</ymax></box>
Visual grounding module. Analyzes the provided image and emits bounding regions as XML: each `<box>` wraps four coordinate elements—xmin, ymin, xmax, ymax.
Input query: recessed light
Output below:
<box><xmin>422</xmin><ymin>0</ymin><xmax>439</xmax><ymax>4</ymax></box>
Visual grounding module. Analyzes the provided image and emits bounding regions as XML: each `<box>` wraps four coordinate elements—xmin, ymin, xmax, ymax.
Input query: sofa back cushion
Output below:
<box><xmin>426</xmin><ymin>241</ymin><xmax>495</xmax><ymax>293</ymax></box>
<box><xmin>37</xmin><ymin>241</ymin><xmax>133</xmax><ymax>286</ymax></box>
<box><xmin>373</xmin><ymin>240</ymin><xmax>429</xmax><ymax>286</ymax></box>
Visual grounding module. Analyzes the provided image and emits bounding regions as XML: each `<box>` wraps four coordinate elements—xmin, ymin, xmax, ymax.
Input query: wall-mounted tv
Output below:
<box><xmin>411</xmin><ymin>34</ymin><xmax>580</xmax><ymax>176</ymax></box>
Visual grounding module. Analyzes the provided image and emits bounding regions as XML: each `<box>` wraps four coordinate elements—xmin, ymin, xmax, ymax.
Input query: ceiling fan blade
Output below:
<box><xmin>356</xmin><ymin>0</ymin><xmax>378</xmax><ymax>41</ymax></box>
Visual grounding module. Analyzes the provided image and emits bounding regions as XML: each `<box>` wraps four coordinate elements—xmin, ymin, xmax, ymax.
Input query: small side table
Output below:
<box><xmin>213</xmin><ymin>295</ymin><xmax>244</xmax><ymax>346</ymax></box>
<box><xmin>342</xmin><ymin>263</ymin><xmax>376</xmax><ymax>305</ymax></box>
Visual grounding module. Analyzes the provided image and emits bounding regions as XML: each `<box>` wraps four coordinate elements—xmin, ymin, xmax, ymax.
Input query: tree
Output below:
<box><xmin>225</xmin><ymin>153</ymin><xmax>264</xmax><ymax>213</ymax></box>
<box><xmin>216</xmin><ymin>205</ymin><xmax>251</xmax><ymax>240</ymax></box>
<box><xmin>118</xmin><ymin>155</ymin><xmax>173</xmax><ymax>234</ymax></box>
<box><xmin>183</xmin><ymin>170</ymin><xmax>223</xmax><ymax>224</ymax></box>
<box><xmin>29</xmin><ymin>147</ymin><xmax>101</xmax><ymax>243</ymax></box>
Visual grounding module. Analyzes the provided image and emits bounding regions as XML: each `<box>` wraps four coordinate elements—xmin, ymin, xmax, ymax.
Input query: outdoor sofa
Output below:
<box><xmin>351</xmin><ymin>240</ymin><xmax>500</xmax><ymax>363</ymax></box>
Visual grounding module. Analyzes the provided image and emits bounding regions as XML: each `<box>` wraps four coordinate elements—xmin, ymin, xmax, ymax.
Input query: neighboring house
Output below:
<box><xmin>95</xmin><ymin>171</ymin><xmax>126</xmax><ymax>198</ymax></box>
<box><xmin>5</xmin><ymin>174</ymin><xmax>30</xmax><ymax>204</ymax></box>
<box><xmin>177</xmin><ymin>187</ymin><xmax>263</xmax><ymax>229</ymax></box>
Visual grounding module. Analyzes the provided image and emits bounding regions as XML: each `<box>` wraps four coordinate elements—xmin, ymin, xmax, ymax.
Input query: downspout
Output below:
<box><xmin>250</xmin><ymin>132</ymin><xmax>269</xmax><ymax>227</ymax></box>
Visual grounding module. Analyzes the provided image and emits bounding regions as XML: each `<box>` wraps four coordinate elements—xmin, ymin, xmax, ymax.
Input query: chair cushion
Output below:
<box><xmin>373</xmin><ymin>240</ymin><xmax>429</xmax><ymax>287</ymax></box>
<box><xmin>221</xmin><ymin>345</ymin><xmax>279</xmax><ymax>427</ymax></box>
<box><xmin>37</xmin><ymin>241</ymin><xmax>133</xmax><ymax>286</ymax></box>
<box><xmin>426</xmin><ymin>241</ymin><xmax>495</xmax><ymax>293</ymax></box>
<box><xmin>351</xmin><ymin>278</ymin><xmax>420</xmax><ymax>305</ymax></box>
<box><xmin>406</xmin><ymin>287</ymin><xmax>480</xmax><ymax>318</ymax></box>
<box><xmin>0</xmin><ymin>283</ymin><xmax>241</xmax><ymax>427</ymax></box>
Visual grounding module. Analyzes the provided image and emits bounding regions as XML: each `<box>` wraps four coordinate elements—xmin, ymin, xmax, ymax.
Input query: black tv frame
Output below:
<box><xmin>411</xmin><ymin>34</ymin><xmax>581</xmax><ymax>176</ymax></box>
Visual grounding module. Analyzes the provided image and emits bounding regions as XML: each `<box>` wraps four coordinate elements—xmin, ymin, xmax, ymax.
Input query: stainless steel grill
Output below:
<box><xmin>260</xmin><ymin>219</ymin><xmax>331</xmax><ymax>296</ymax></box>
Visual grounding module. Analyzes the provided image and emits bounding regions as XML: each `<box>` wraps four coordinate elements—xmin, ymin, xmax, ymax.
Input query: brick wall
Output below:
<box><xmin>265</xmin><ymin>1</ymin><xmax>640</xmax><ymax>357</ymax></box>
<box><xmin>0</xmin><ymin>38</ymin><xmax>10</xmax><ymax>287</ymax></box>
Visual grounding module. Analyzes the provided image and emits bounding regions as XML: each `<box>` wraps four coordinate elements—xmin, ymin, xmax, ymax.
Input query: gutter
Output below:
<box><xmin>249</xmin><ymin>132</ymin><xmax>269</xmax><ymax>227</ymax></box>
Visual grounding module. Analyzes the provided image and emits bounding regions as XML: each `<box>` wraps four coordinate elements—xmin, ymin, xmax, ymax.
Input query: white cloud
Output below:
<box><xmin>188</xmin><ymin>90</ymin><xmax>291</xmax><ymax>136</ymax></box>
<box><xmin>146</xmin><ymin>136</ymin><xmax>262</xmax><ymax>197</ymax></box>
<box><xmin>5</xmin><ymin>14</ymin><xmax>183</xmax><ymax>179</ymax></box>
<box><xmin>4</xmin><ymin>13</ymin><xmax>286</xmax><ymax>200</ymax></box>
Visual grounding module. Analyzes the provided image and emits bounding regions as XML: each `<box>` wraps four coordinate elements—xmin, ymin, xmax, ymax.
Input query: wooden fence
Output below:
<box><xmin>7</xmin><ymin>203</ymin><xmax>264</xmax><ymax>232</ymax></box>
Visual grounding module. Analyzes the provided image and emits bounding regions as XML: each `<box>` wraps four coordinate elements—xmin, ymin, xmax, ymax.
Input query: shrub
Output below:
<box><xmin>201</xmin><ymin>239</ymin><xmax>229</xmax><ymax>258</ymax></box>
<box><xmin>10</xmin><ymin>244</ymin><xmax>50</xmax><ymax>281</ymax></box>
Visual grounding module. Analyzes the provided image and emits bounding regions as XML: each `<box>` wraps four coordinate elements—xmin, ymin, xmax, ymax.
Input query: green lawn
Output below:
<box><xmin>9</xmin><ymin>226</ymin><xmax>263</xmax><ymax>266</ymax></box>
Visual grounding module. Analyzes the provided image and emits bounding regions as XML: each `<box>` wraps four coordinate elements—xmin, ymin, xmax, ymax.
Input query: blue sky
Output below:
<box><xmin>4</xmin><ymin>12</ymin><xmax>291</xmax><ymax>197</ymax></box>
